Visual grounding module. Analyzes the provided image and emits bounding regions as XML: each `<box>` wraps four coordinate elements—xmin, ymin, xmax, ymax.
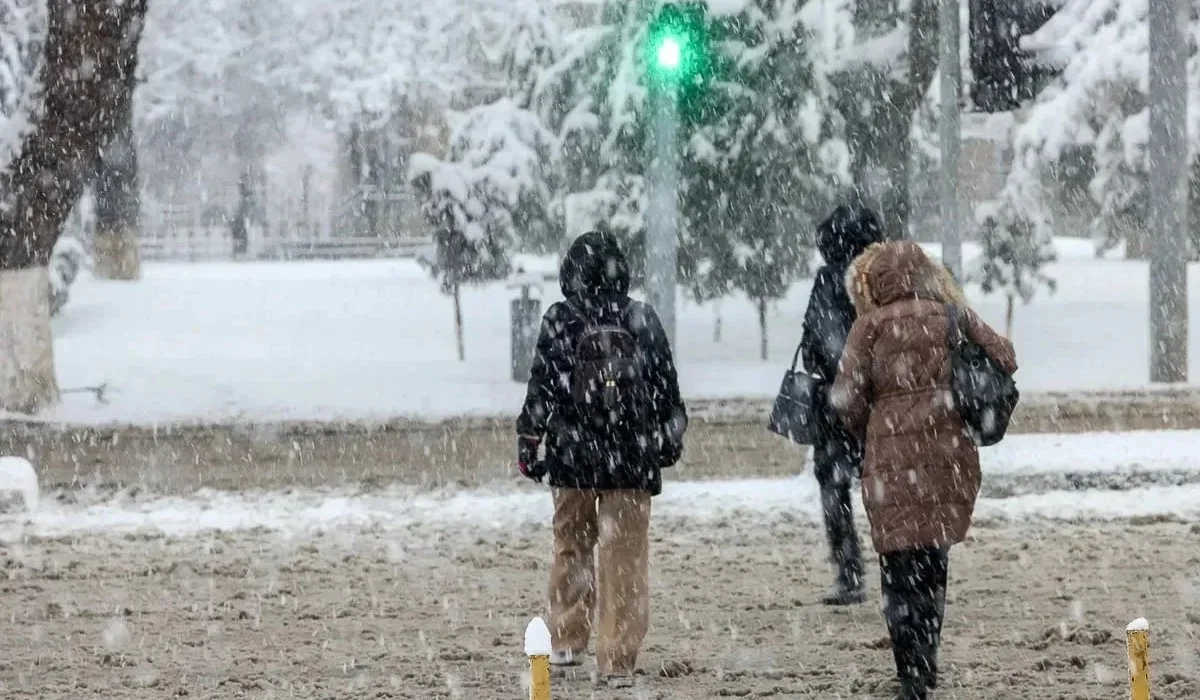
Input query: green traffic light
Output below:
<box><xmin>657</xmin><ymin>36</ymin><xmax>682</xmax><ymax>70</ymax></box>
<box><xmin>644</xmin><ymin>2</ymin><xmax>711</xmax><ymax>94</ymax></box>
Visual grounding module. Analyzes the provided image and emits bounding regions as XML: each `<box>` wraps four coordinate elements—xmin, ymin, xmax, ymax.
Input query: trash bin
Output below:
<box><xmin>509</xmin><ymin>270</ymin><xmax>544</xmax><ymax>383</ymax></box>
<box><xmin>511</xmin><ymin>294</ymin><xmax>541</xmax><ymax>383</ymax></box>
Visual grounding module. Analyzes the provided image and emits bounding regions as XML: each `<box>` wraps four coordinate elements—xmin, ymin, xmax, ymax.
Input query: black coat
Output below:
<box><xmin>799</xmin><ymin>205</ymin><xmax>883</xmax><ymax>447</ymax></box>
<box><xmin>517</xmin><ymin>231</ymin><xmax>687</xmax><ymax>496</ymax></box>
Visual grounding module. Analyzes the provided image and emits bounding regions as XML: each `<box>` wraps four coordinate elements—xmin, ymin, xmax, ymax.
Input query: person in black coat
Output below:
<box><xmin>516</xmin><ymin>230</ymin><xmax>687</xmax><ymax>685</ymax></box>
<box><xmin>799</xmin><ymin>203</ymin><xmax>884</xmax><ymax>605</ymax></box>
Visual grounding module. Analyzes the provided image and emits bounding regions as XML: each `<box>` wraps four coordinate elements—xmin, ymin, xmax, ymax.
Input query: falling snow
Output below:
<box><xmin>0</xmin><ymin>1</ymin><xmax>1198</xmax><ymax>699</ymax></box>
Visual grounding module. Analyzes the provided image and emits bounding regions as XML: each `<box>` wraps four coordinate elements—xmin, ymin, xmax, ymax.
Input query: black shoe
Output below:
<box><xmin>820</xmin><ymin>584</ymin><xmax>867</xmax><ymax>606</ymax></box>
<box><xmin>895</xmin><ymin>682</ymin><xmax>929</xmax><ymax>700</ymax></box>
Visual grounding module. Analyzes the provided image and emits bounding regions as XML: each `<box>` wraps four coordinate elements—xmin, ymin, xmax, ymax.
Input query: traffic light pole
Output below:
<box><xmin>646</xmin><ymin>84</ymin><xmax>679</xmax><ymax>349</ymax></box>
<box><xmin>1148</xmin><ymin>0</ymin><xmax>1189</xmax><ymax>383</ymax></box>
<box><xmin>938</xmin><ymin>0</ymin><xmax>963</xmax><ymax>281</ymax></box>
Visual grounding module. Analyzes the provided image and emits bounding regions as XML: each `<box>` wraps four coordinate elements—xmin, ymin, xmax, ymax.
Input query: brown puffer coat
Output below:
<box><xmin>831</xmin><ymin>241</ymin><xmax>1018</xmax><ymax>554</ymax></box>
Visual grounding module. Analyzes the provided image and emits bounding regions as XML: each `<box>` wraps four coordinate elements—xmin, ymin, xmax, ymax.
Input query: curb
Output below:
<box><xmin>4</xmin><ymin>387</ymin><xmax>1200</xmax><ymax>440</ymax></box>
<box><xmin>6</xmin><ymin>387</ymin><xmax>1200</xmax><ymax>495</ymax></box>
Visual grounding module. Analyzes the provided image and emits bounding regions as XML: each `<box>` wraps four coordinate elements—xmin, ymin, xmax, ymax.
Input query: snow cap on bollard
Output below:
<box><xmin>524</xmin><ymin>616</ymin><xmax>552</xmax><ymax>656</ymax></box>
<box><xmin>0</xmin><ymin>456</ymin><xmax>39</xmax><ymax>513</ymax></box>
<box><xmin>1126</xmin><ymin>617</ymin><xmax>1150</xmax><ymax>700</ymax></box>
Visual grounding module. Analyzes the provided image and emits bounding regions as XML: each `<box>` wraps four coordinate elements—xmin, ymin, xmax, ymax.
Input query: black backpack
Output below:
<box><xmin>947</xmin><ymin>304</ymin><xmax>1019</xmax><ymax>446</ymax></box>
<box><xmin>568</xmin><ymin>302</ymin><xmax>652</xmax><ymax>429</ymax></box>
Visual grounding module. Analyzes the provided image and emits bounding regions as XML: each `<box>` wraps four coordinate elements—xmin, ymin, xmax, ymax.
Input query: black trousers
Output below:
<box><xmin>880</xmin><ymin>546</ymin><xmax>950</xmax><ymax>693</ymax></box>
<box><xmin>812</xmin><ymin>432</ymin><xmax>863</xmax><ymax>588</ymax></box>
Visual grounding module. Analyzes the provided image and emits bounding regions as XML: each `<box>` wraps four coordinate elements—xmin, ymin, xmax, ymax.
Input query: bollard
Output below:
<box><xmin>1126</xmin><ymin>617</ymin><xmax>1150</xmax><ymax>700</ymax></box>
<box><xmin>525</xmin><ymin>616</ymin><xmax>552</xmax><ymax>700</ymax></box>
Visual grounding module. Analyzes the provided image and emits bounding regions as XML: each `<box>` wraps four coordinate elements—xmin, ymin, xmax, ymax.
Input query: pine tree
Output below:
<box><xmin>971</xmin><ymin>201</ymin><xmax>1056</xmax><ymax>337</ymax></box>
<box><xmin>685</xmin><ymin>0</ymin><xmax>844</xmax><ymax>360</ymax></box>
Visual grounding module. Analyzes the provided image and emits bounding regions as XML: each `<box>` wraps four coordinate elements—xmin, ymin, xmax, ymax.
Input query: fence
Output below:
<box><xmin>68</xmin><ymin>194</ymin><xmax>434</xmax><ymax>263</ymax></box>
<box><xmin>135</xmin><ymin>228</ymin><xmax>432</xmax><ymax>262</ymax></box>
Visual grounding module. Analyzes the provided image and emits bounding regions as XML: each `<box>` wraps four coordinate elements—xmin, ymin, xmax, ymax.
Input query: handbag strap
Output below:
<box><xmin>788</xmin><ymin>341</ymin><xmax>802</xmax><ymax>373</ymax></box>
<box><xmin>946</xmin><ymin>303</ymin><xmax>964</xmax><ymax>348</ymax></box>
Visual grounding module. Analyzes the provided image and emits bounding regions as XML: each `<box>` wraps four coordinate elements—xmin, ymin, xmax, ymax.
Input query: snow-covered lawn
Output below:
<box><xmin>36</xmin><ymin>237</ymin><xmax>1200</xmax><ymax>425</ymax></box>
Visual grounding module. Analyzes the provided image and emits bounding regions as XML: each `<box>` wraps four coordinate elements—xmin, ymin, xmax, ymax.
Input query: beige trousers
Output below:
<box><xmin>548</xmin><ymin>488</ymin><xmax>652</xmax><ymax>675</ymax></box>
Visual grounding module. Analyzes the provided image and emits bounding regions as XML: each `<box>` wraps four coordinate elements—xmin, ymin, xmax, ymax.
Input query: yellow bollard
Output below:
<box><xmin>525</xmin><ymin>616</ymin><xmax>552</xmax><ymax>700</ymax></box>
<box><xmin>1126</xmin><ymin>618</ymin><xmax>1150</xmax><ymax>700</ymax></box>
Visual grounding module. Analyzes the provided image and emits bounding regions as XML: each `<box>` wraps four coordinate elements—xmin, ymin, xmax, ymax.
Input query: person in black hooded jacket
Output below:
<box><xmin>799</xmin><ymin>203</ymin><xmax>884</xmax><ymax>605</ymax></box>
<box><xmin>516</xmin><ymin>230</ymin><xmax>687</xmax><ymax>686</ymax></box>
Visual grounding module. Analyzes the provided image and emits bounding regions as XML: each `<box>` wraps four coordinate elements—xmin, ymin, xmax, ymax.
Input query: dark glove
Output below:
<box><xmin>657</xmin><ymin>410</ymin><xmax>687</xmax><ymax>467</ymax></box>
<box><xmin>658</xmin><ymin>438</ymin><xmax>683</xmax><ymax>468</ymax></box>
<box><xmin>518</xmin><ymin>436</ymin><xmax>547</xmax><ymax>482</ymax></box>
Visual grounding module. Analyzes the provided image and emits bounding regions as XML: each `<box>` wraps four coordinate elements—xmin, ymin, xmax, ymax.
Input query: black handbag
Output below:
<box><xmin>947</xmin><ymin>304</ymin><xmax>1019</xmax><ymax>447</ymax></box>
<box><xmin>767</xmin><ymin>344</ymin><xmax>824</xmax><ymax>445</ymax></box>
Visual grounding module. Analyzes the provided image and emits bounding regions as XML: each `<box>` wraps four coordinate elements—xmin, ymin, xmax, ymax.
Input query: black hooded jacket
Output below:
<box><xmin>800</xmin><ymin>204</ymin><xmax>884</xmax><ymax>384</ymax></box>
<box><xmin>517</xmin><ymin>231</ymin><xmax>687</xmax><ymax>495</ymax></box>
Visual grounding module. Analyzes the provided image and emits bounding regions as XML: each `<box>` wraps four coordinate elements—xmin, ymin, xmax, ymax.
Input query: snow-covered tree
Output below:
<box><xmin>410</xmin><ymin>99</ymin><xmax>555</xmax><ymax>359</ymax></box>
<box><xmin>538</xmin><ymin>0</ymin><xmax>848</xmax><ymax>310</ymax></box>
<box><xmin>971</xmin><ymin>201</ymin><xmax>1056</xmax><ymax>336</ymax></box>
<box><xmin>530</xmin><ymin>0</ymin><xmax>647</xmax><ymax>264</ymax></box>
<box><xmin>826</xmin><ymin>0</ymin><xmax>938</xmax><ymax>239</ymax></box>
<box><xmin>683</xmin><ymin>0</ymin><xmax>848</xmax><ymax>359</ymax></box>
<box><xmin>0</xmin><ymin>0</ymin><xmax>149</xmax><ymax>413</ymax></box>
<box><xmin>998</xmin><ymin>0</ymin><xmax>1200</xmax><ymax>265</ymax></box>
<box><xmin>503</xmin><ymin>1</ymin><xmax>565</xmax><ymax>113</ymax></box>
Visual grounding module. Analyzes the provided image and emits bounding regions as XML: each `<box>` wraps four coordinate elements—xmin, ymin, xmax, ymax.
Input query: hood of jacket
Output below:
<box><xmin>559</xmin><ymin>230</ymin><xmax>631</xmax><ymax>303</ymax></box>
<box><xmin>846</xmin><ymin>240</ymin><xmax>965</xmax><ymax>314</ymax></box>
<box><xmin>816</xmin><ymin>204</ymin><xmax>884</xmax><ymax>266</ymax></box>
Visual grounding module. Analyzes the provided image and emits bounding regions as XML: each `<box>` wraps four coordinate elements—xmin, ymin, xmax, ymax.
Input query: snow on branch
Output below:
<box><xmin>0</xmin><ymin>0</ymin><xmax>44</xmax><ymax>176</ymax></box>
<box><xmin>410</xmin><ymin>98</ymin><xmax>557</xmax><ymax>287</ymax></box>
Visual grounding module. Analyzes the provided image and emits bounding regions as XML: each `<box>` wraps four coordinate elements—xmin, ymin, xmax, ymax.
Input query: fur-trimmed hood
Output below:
<box><xmin>845</xmin><ymin>241</ymin><xmax>966</xmax><ymax>314</ymax></box>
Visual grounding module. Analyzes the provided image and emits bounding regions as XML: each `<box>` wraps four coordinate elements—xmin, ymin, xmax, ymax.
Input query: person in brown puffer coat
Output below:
<box><xmin>831</xmin><ymin>241</ymin><xmax>1017</xmax><ymax>700</ymax></box>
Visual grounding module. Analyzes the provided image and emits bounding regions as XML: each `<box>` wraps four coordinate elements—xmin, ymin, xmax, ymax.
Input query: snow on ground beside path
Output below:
<box><xmin>33</xmin><ymin>236</ymin><xmax>1200</xmax><ymax>425</ymax></box>
<box><xmin>6</xmin><ymin>479</ymin><xmax>1200</xmax><ymax>542</ymax></box>
<box><xmin>5</xmin><ymin>429</ymin><xmax>1200</xmax><ymax>541</ymax></box>
<box><xmin>981</xmin><ymin>430</ymin><xmax>1200</xmax><ymax>474</ymax></box>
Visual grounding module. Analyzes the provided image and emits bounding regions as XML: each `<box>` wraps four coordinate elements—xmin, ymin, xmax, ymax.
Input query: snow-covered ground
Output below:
<box><xmin>6</xmin><ymin>430</ymin><xmax>1200</xmax><ymax>541</ymax></box>
<box><xmin>11</xmin><ymin>479</ymin><xmax>1200</xmax><ymax>543</ymax></box>
<box><xmin>36</xmin><ymin>237</ymin><xmax>1200</xmax><ymax>425</ymax></box>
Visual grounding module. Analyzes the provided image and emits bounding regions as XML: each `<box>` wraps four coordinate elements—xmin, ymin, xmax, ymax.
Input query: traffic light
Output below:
<box><xmin>969</xmin><ymin>0</ymin><xmax>1058</xmax><ymax>112</ymax></box>
<box><xmin>643</xmin><ymin>2</ymin><xmax>711</xmax><ymax>88</ymax></box>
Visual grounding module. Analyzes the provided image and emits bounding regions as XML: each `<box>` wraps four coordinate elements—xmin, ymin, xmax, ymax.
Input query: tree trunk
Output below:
<box><xmin>713</xmin><ymin>300</ymin><xmax>722</xmax><ymax>342</ymax></box>
<box><xmin>757</xmin><ymin>297</ymin><xmax>768</xmax><ymax>361</ymax></box>
<box><xmin>453</xmin><ymin>282</ymin><xmax>465</xmax><ymax>361</ymax></box>
<box><xmin>0</xmin><ymin>267</ymin><xmax>58</xmax><ymax>413</ymax></box>
<box><xmin>93</xmin><ymin>98</ymin><xmax>141</xmax><ymax>280</ymax></box>
<box><xmin>0</xmin><ymin>0</ymin><xmax>149</xmax><ymax>413</ymax></box>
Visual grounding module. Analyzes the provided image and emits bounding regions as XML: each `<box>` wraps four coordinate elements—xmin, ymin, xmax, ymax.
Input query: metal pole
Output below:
<box><xmin>938</xmin><ymin>0</ymin><xmax>962</xmax><ymax>280</ymax></box>
<box><xmin>1148</xmin><ymin>0</ymin><xmax>1189</xmax><ymax>383</ymax></box>
<box><xmin>646</xmin><ymin>85</ymin><xmax>679</xmax><ymax>348</ymax></box>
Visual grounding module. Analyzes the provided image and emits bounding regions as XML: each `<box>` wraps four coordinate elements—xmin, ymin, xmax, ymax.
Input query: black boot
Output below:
<box><xmin>895</xmin><ymin>681</ymin><xmax>929</xmax><ymax>700</ymax></box>
<box><xmin>817</xmin><ymin>462</ymin><xmax>865</xmax><ymax>606</ymax></box>
<box><xmin>820</xmin><ymin>557</ymin><xmax>866</xmax><ymax>605</ymax></box>
<box><xmin>882</xmin><ymin>548</ymin><xmax>949</xmax><ymax>698</ymax></box>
